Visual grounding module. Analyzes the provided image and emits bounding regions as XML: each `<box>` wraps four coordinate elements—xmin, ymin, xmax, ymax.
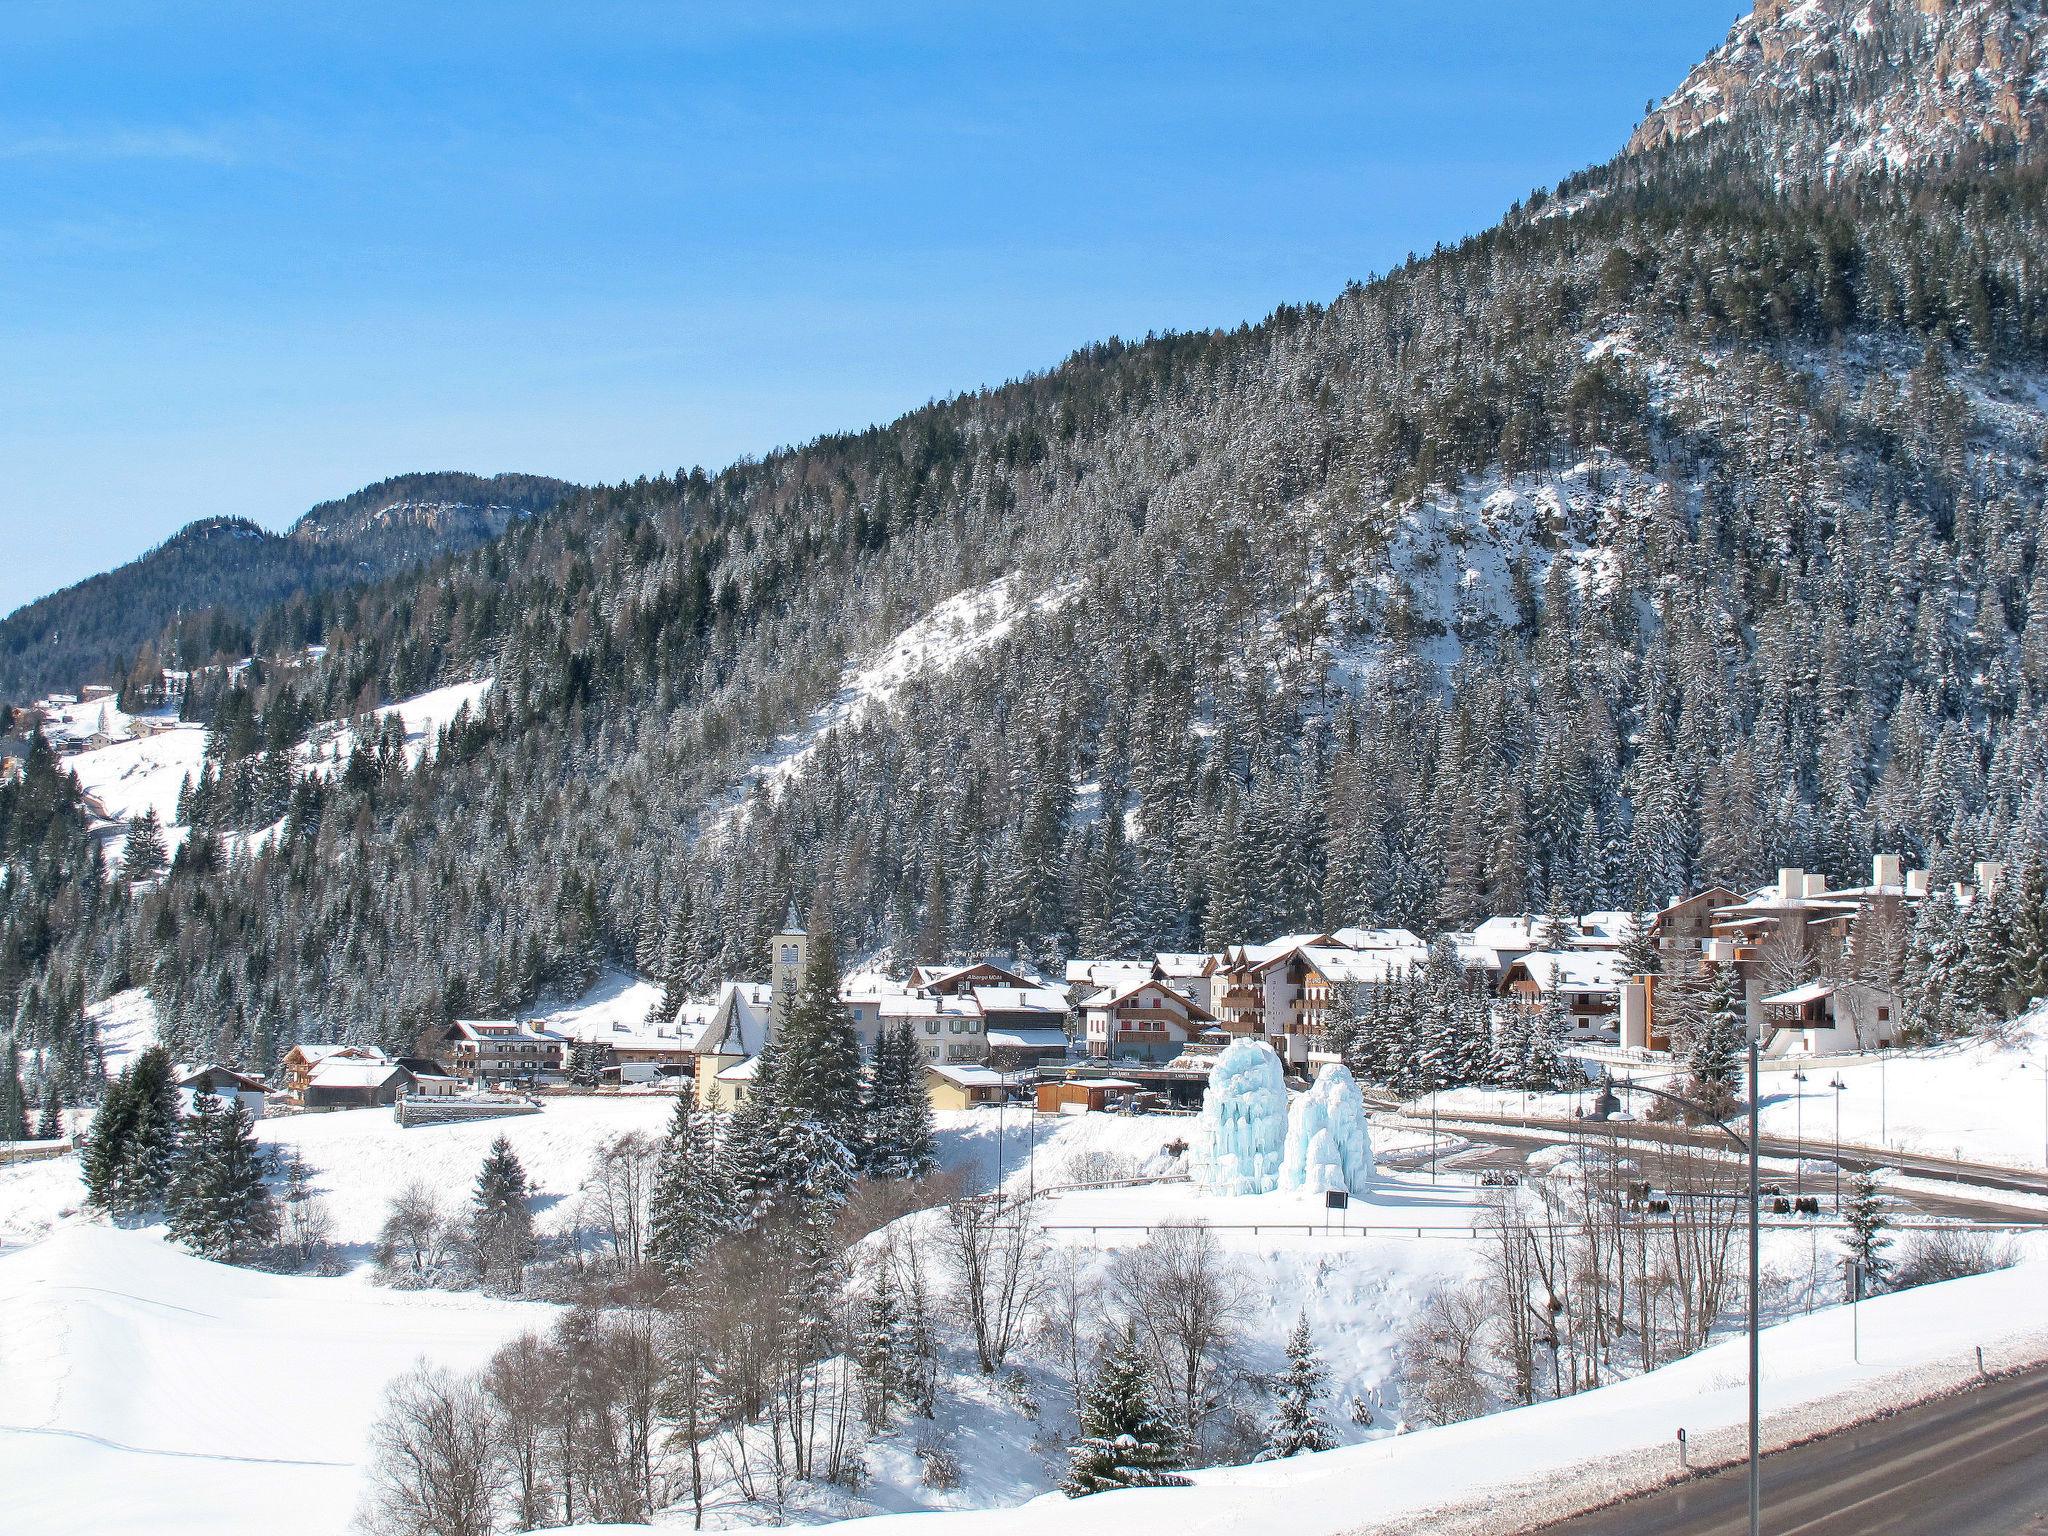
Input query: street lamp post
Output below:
<box><xmin>1603</xmin><ymin>1035</ymin><xmax>1762</xmax><ymax>1536</ymax></box>
<box><xmin>1831</xmin><ymin>1076</ymin><xmax>1850</xmax><ymax>1187</ymax></box>
<box><xmin>1792</xmin><ymin>1068</ymin><xmax>1807</xmax><ymax>1199</ymax></box>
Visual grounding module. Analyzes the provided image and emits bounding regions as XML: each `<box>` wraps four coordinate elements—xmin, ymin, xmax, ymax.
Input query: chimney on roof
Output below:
<box><xmin>1804</xmin><ymin>872</ymin><xmax>1827</xmax><ymax>898</ymax></box>
<box><xmin>1777</xmin><ymin>867</ymin><xmax>1805</xmax><ymax>900</ymax></box>
<box><xmin>1872</xmin><ymin>853</ymin><xmax>1902</xmax><ymax>888</ymax></box>
<box><xmin>1975</xmin><ymin>861</ymin><xmax>2004</xmax><ymax>901</ymax></box>
<box><xmin>1905</xmin><ymin>869</ymin><xmax>1930</xmax><ymax>898</ymax></box>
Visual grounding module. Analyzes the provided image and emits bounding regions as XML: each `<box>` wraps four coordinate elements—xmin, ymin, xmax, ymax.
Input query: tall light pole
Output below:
<box><xmin>1791</xmin><ymin>1068</ymin><xmax>1807</xmax><ymax>1199</ymax></box>
<box><xmin>1829</xmin><ymin>1076</ymin><xmax>1845</xmax><ymax>1210</ymax></box>
<box><xmin>1602</xmin><ymin>1034</ymin><xmax>1762</xmax><ymax>1536</ymax></box>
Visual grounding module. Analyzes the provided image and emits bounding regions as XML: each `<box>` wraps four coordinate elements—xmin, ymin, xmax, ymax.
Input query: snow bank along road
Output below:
<box><xmin>1529</xmin><ymin>1363</ymin><xmax>2048</xmax><ymax>1536</ymax></box>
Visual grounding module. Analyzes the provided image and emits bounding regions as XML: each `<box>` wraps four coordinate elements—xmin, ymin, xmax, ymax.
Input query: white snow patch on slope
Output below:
<box><xmin>65</xmin><ymin>723</ymin><xmax>209</xmax><ymax>866</ymax></box>
<box><xmin>0</xmin><ymin>1227</ymin><xmax>547</xmax><ymax>1536</ymax></box>
<box><xmin>704</xmin><ymin>574</ymin><xmax>1081</xmax><ymax>837</ymax></box>
<box><xmin>88</xmin><ymin>988</ymin><xmax>160</xmax><ymax>1077</ymax></box>
<box><xmin>300</xmin><ymin>676</ymin><xmax>495</xmax><ymax>774</ymax></box>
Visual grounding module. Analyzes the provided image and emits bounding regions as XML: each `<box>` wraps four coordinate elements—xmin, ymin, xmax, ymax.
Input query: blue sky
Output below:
<box><xmin>0</xmin><ymin>3</ymin><xmax>1732</xmax><ymax>614</ymax></box>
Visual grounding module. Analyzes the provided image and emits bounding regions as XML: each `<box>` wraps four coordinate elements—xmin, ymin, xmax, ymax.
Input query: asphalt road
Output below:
<box><xmin>1382</xmin><ymin>1113</ymin><xmax>2048</xmax><ymax>1225</ymax></box>
<box><xmin>1406</xmin><ymin>1104</ymin><xmax>2048</xmax><ymax>1203</ymax></box>
<box><xmin>1523</xmin><ymin>1364</ymin><xmax>2048</xmax><ymax>1534</ymax></box>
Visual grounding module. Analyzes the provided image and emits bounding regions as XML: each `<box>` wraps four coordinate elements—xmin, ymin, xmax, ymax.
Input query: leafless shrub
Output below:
<box><xmin>944</xmin><ymin>1194</ymin><xmax>1046</xmax><ymax>1374</ymax></box>
<box><xmin>376</xmin><ymin>1181</ymin><xmax>454</xmax><ymax>1287</ymax></box>
<box><xmin>1398</xmin><ymin>1285</ymin><xmax>1491</xmax><ymax>1426</ymax></box>
<box><xmin>1890</xmin><ymin>1227</ymin><xmax>2019</xmax><ymax>1291</ymax></box>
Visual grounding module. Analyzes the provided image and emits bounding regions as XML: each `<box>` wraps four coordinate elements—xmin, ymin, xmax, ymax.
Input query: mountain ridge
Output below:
<box><xmin>0</xmin><ymin>470</ymin><xmax>574</xmax><ymax>706</ymax></box>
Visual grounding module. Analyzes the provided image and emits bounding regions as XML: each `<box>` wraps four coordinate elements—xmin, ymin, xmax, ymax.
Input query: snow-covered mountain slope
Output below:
<box><xmin>1629</xmin><ymin>0</ymin><xmax>2048</xmax><ymax>178</ymax></box>
<box><xmin>0</xmin><ymin>1228</ymin><xmax>548</xmax><ymax>1536</ymax></box>
<box><xmin>703</xmin><ymin>572</ymin><xmax>1081</xmax><ymax>838</ymax></box>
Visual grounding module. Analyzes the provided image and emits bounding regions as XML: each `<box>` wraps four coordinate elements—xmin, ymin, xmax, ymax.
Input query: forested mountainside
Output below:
<box><xmin>6</xmin><ymin>0</ymin><xmax>2048</xmax><ymax>1078</ymax></box>
<box><xmin>0</xmin><ymin>471</ymin><xmax>572</xmax><ymax>705</ymax></box>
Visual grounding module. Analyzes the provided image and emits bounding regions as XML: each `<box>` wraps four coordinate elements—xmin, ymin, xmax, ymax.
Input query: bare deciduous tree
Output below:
<box><xmin>358</xmin><ymin>1363</ymin><xmax>503</xmax><ymax>1536</ymax></box>
<box><xmin>583</xmin><ymin>1131</ymin><xmax>658</xmax><ymax>1276</ymax></box>
<box><xmin>944</xmin><ymin>1194</ymin><xmax>1046</xmax><ymax>1374</ymax></box>
<box><xmin>1398</xmin><ymin>1284</ymin><xmax>1491</xmax><ymax>1426</ymax></box>
<box><xmin>1107</xmin><ymin>1222</ymin><xmax>1246</xmax><ymax>1455</ymax></box>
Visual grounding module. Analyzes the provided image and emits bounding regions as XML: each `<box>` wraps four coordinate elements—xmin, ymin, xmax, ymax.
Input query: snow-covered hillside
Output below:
<box><xmin>704</xmin><ymin>573</ymin><xmax>1081</xmax><ymax>837</ymax></box>
<box><xmin>631</xmin><ymin>1250</ymin><xmax>2048</xmax><ymax>1536</ymax></box>
<box><xmin>0</xmin><ymin>1228</ymin><xmax>548</xmax><ymax>1536</ymax></box>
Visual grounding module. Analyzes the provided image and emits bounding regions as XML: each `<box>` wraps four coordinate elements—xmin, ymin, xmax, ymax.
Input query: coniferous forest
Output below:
<box><xmin>5</xmin><ymin>0</ymin><xmax>2048</xmax><ymax>1084</ymax></box>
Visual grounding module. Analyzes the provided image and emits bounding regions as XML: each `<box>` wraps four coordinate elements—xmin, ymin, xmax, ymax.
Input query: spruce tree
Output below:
<box><xmin>855</xmin><ymin>1270</ymin><xmax>903</xmax><ymax>1431</ymax></box>
<box><xmin>167</xmin><ymin>1092</ymin><xmax>277</xmax><ymax>1264</ymax></box>
<box><xmin>122</xmin><ymin>808</ymin><xmax>169</xmax><ymax>883</ymax></box>
<box><xmin>1841</xmin><ymin>1168</ymin><xmax>1895</xmax><ymax>1294</ymax></box>
<box><xmin>469</xmin><ymin>1135</ymin><xmax>536</xmax><ymax>1290</ymax></box>
<box><xmin>773</xmin><ymin>933</ymin><xmax>866</xmax><ymax>1159</ymax></box>
<box><xmin>35</xmin><ymin>1080</ymin><xmax>63</xmax><ymax>1141</ymax></box>
<box><xmin>649</xmin><ymin>1092</ymin><xmax>733</xmax><ymax>1276</ymax></box>
<box><xmin>0</xmin><ymin>1035</ymin><xmax>27</xmax><ymax>1141</ymax></box>
<box><xmin>1259</xmin><ymin>1312</ymin><xmax>1336</xmax><ymax>1459</ymax></box>
<box><xmin>85</xmin><ymin>1047</ymin><xmax>181</xmax><ymax>1219</ymax></box>
<box><xmin>81</xmin><ymin>1071</ymin><xmax>138</xmax><ymax>1211</ymax></box>
<box><xmin>1687</xmin><ymin>966</ymin><xmax>1747</xmax><ymax>1119</ymax></box>
<box><xmin>1522</xmin><ymin>985</ymin><xmax>1572</xmax><ymax>1092</ymax></box>
<box><xmin>1616</xmin><ymin>905</ymin><xmax>1660</xmax><ymax>978</ymax></box>
<box><xmin>865</xmin><ymin>1021</ymin><xmax>937</xmax><ymax>1180</ymax></box>
<box><xmin>1061</xmin><ymin>1325</ymin><xmax>1190</xmax><ymax>1497</ymax></box>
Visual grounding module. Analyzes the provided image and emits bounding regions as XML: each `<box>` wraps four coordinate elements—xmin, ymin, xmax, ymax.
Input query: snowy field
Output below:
<box><xmin>0</xmin><ymin>1228</ymin><xmax>549</xmax><ymax>1536</ymax></box>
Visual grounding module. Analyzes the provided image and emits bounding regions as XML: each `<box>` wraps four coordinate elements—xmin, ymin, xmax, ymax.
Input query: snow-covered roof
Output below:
<box><xmin>716</xmin><ymin>1056</ymin><xmax>761</xmax><ymax>1081</ymax></box>
<box><xmin>1508</xmin><ymin>951</ymin><xmax>1621</xmax><ymax>993</ymax></box>
<box><xmin>1153</xmin><ymin>952</ymin><xmax>1217</xmax><ymax>977</ymax></box>
<box><xmin>308</xmin><ymin>1058</ymin><xmax>412</xmax><ymax>1090</ymax></box>
<box><xmin>177</xmin><ymin>1064</ymin><xmax>267</xmax><ymax>1093</ymax></box>
<box><xmin>1761</xmin><ymin>981</ymin><xmax>1836</xmax><ymax>1006</ymax></box>
<box><xmin>986</xmin><ymin>1026</ymin><xmax>1069</xmax><ymax>1049</ymax></box>
<box><xmin>1300</xmin><ymin>944</ymin><xmax>1428</xmax><ymax>985</ymax></box>
<box><xmin>970</xmin><ymin>985</ymin><xmax>1067</xmax><ymax>1014</ymax></box>
<box><xmin>926</xmin><ymin>1063</ymin><xmax>1007</xmax><ymax>1088</ymax></box>
<box><xmin>1327</xmin><ymin>926</ymin><xmax>1425</xmax><ymax>951</ymax></box>
<box><xmin>1066</xmin><ymin>958</ymin><xmax>1159</xmax><ymax>988</ymax></box>
<box><xmin>284</xmin><ymin>1043</ymin><xmax>380</xmax><ymax>1065</ymax></box>
<box><xmin>1073</xmin><ymin>1076</ymin><xmax>1141</xmax><ymax>1090</ymax></box>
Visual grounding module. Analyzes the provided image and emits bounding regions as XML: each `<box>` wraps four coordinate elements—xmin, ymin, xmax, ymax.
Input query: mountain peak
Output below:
<box><xmin>1628</xmin><ymin>0</ymin><xmax>2047</xmax><ymax>178</ymax></box>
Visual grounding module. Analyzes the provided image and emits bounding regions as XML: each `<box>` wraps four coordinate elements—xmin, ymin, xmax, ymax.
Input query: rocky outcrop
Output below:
<box><xmin>1627</xmin><ymin>0</ymin><xmax>2047</xmax><ymax>178</ymax></box>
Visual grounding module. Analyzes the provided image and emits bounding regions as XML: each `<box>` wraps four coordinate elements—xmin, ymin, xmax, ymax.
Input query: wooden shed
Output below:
<box><xmin>1034</xmin><ymin>1077</ymin><xmax>1141</xmax><ymax>1115</ymax></box>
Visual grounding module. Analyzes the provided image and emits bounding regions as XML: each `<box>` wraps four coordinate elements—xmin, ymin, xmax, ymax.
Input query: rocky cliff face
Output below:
<box><xmin>1628</xmin><ymin>0</ymin><xmax>2047</xmax><ymax>177</ymax></box>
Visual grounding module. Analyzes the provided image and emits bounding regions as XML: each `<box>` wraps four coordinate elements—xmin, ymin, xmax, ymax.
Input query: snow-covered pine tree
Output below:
<box><xmin>1841</xmin><ymin>1167</ymin><xmax>1895</xmax><ymax>1294</ymax></box>
<box><xmin>1686</xmin><ymin>965</ymin><xmax>1747</xmax><ymax>1119</ymax></box>
<box><xmin>1522</xmin><ymin>984</ymin><xmax>1572</xmax><ymax>1092</ymax></box>
<box><xmin>80</xmin><ymin>1069</ymin><xmax>137</xmax><ymax>1211</ymax></box>
<box><xmin>469</xmin><ymin>1135</ymin><xmax>536</xmax><ymax>1290</ymax></box>
<box><xmin>1616</xmin><ymin>905</ymin><xmax>1660</xmax><ymax>979</ymax></box>
<box><xmin>855</xmin><ymin>1268</ymin><xmax>903</xmax><ymax>1431</ymax></box>
<box><xmin>899</xmin><ymin>1250</ymin><xmax>940</xmax><ymax>1418</ymax></box>
<box><xmin>1259</xmin><ymin>1312</ymin><xmax>1336</xmax><ymax>1459</ymax></box>
<box><xmin>35</xmin><ymin>1080</ymin><xmax>63</xmax><ymax>1141</ymax></box>
<box><xmin>0</xmin><ymin>1035</ymin><xmax>27</xmax><ymax>1141</ymax></box>
<box><xmin>649</xmin><ymin>1092</ymin><xmax>733</xmax><ymax>1276</ymax></box>
<box><xmin>719</xmin><ymin>1036</ymin><xmax>786</xmax><ymax>1223</ymax></box>
<box><xmin>1062</xmin><ymin>1325</ymin><xmax>1191</xmax><ymax>1496</ymax></box>
<box><xmin>865</xmin><ymin>1020</ymin><xmax>938</xmax><ymax>1180</ymax></box>
<box><xmin>772</xmin><ymin>930</ymin><xmax>866</xmax><ymax>1163</ymax></box>
<box><xmin>86</xmin><ymin>1046</ymin><xmax>180</xmax><ymax>1220</ymax></box>
<box><xmin>122</xmin><ymin>807</ymin><xmax>169</xmax><ymax>882</ymax></box>
<box><xmin>167</xmin><ymin>1091</ymin><xmax>277</xmax><ymax>1264</ymax></box>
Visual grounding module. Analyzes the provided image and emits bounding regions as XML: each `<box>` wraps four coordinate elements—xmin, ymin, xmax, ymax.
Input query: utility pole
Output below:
<box><xmin>1747</xmin><ymin>1033</ymin><xmax>1761</xmax><ymax>1536</ymax></box>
